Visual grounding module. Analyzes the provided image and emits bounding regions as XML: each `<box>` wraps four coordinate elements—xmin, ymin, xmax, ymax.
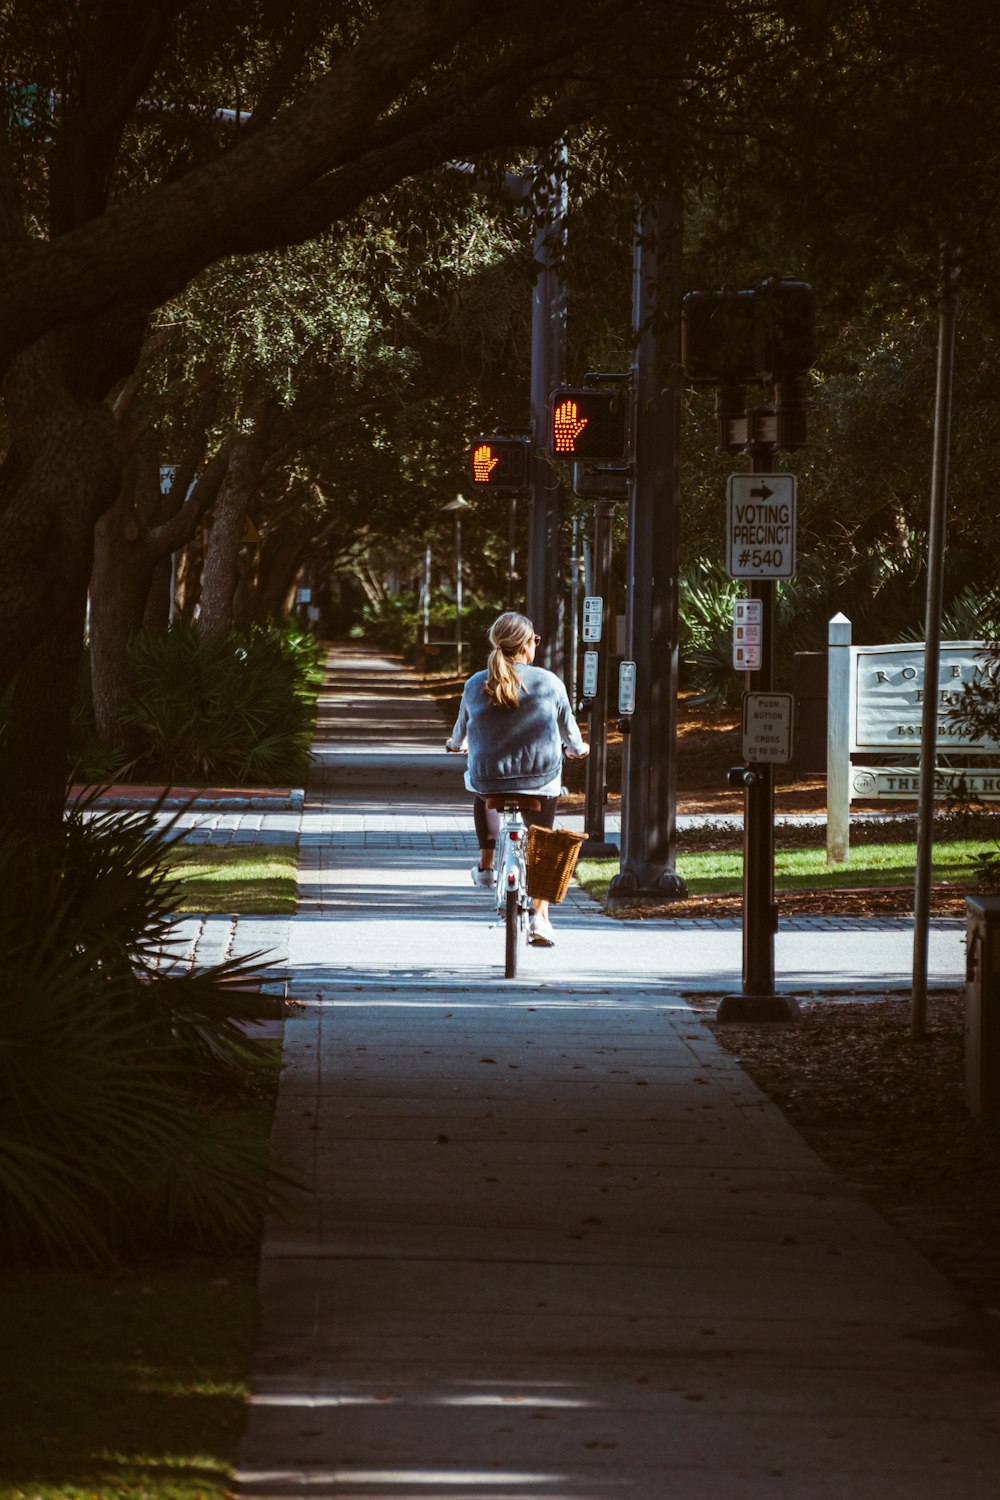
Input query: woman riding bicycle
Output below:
<box><xmin>445</xmin><ymin>611</ymin><xmax>589</xmax><ymax>947</ymax></box>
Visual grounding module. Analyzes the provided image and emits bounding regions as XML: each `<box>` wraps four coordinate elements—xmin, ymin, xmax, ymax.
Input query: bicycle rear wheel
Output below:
<box><xmin>504</xmin><ymin>889</ymin><xmax>519</xmax><ymax>978</ymax></box>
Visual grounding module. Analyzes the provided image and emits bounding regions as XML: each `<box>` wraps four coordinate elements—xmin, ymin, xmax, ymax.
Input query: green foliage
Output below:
<box><xmin>678</xmin><ymin>563</ymin><xmax>743</xmax><ymax>705</ymax></box>
<box><xmin>0</xmin><ymin>1265</ymin><xmax>255</xmax><ymax>1499</ymax></box>
<box><xmin>120</xmin><ymin>623</ymin><xmax>321</xmax><ymax>784</ymax></box>
<box><xmin>677</xmin><ymin>553</ymin><xmax>1000</xmax><ymax>706</ymax></box>
<box><xmin>0</xmin><ymin>800</ymin><xmax>283</xmax><ymax>1265</ymax></box>
<box><xmin>353</xmin><ymin>590</ymin><xmax>505</xmax><ymax>664</ymax></box>
<box><xmin>677</xmin><ymin>565</ymin><xmax>822</xmax><ymax>704</ymax></box>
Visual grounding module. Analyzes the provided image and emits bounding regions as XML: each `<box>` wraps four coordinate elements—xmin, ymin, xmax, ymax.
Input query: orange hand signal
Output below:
<box><xmin>473</xmin><ymin>443</ymin><xmax>499</xmax><ymax>483</ymax></box>
<box><xmin>553</xmin><ymin>399</ymin><xmax>588</xmax><ymax>452</ymax></box>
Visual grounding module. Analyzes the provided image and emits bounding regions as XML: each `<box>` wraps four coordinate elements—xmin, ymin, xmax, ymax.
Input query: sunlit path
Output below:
<box><xmin>234</xmin><ymin>646</ymin><xmax>995</xmax><ymax>1498</ymax></box>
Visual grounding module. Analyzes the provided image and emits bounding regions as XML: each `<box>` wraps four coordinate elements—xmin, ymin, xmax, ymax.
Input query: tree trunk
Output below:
<box><xmin>0</xmin><ymin>355</ymin><xmax>121</xmax><ymax>701</ymax></box>
<box><xmin>0</xmin><ymin>337</ymin><xmax>122</xmax><ymax>841</ymax></box>
<box><xmin>174</xmin><ymin>541</ymin><xmax>202</xmax><ymax>623</ymax></box>
<box><xmin>89</xmin><ymin>500</ymin><xmax>159</xmax><ymax>749</ymax></box>
<box><xmin>1</xmin><ymin>581</ymin><xmax>91</xmax><ymax>851</ymax></box>
<box><xmin>254</xmin><ymin>527</ymin><xmax>313</xmax><ymax>622</ymax></box>
<box><xmin>142</xmin><ymin>552</ymin><xmax>174</xmax><ymax>631</ymax></box>
<box><xmin>198</xmin><ymin>404</ymin><xmax>273</xmax><ymax>641</ymax></box>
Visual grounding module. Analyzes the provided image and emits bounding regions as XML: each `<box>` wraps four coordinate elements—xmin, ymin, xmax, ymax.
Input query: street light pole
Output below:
<box><xmin>422</xmin><ymin>542</ymin><xmax>431</xmax><ymax>652</ymax></box>
<box><xmin>448</xmin><ymin>152</ymin><xmax>566</xmax><ymax>675</ymax></box>
<box><xmin>443</xmin><ymin>495</ymin><xmax>473</xmax><ymax>677</ymax></box>
<box><xmin>912</xmin><ymin>244</ymin><xmax>960</xmax><ymax>1038</ymax></box>
<box><xmin>527</xmin><ymin>146</ymin><xmax>568</xmax><ymax>676</ymax></box>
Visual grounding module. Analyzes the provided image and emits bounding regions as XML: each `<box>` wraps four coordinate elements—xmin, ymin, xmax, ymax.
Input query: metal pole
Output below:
<box><xmin>422</xmin><ymin>543</ymin><xmax>431</xmax><ymax>649</ymax></box>
<box><xmin>507</xmin><ymin>495</ymin><xmax>517</xmax><ymax>609</ymax></box>
<box><xmin>582</xmin><ymin>498</ymin><xmax>617</xmax><ymax>855</ymax></box>
<box><xmin>454</xmin><ymin>514</ymin><xmax>463</xmax><ymax>677</ymax></box>
<box><xmin>607</xmin><ymin>198</ymin><xmax>686</xmax><ymax>904</ymax></box>
<box><xmin>569</xmin><ymin>514</ymin><xmax>580</xmax><ymax>708</ymax></box>
<box><xmin>717</xmin><ymin>424</ymin><xmax>800</xmax><ymax>1021</ymax></box>
<box><xmin>912</xmin><ymin>245</ymin><xmax>960</xmax><ymax>1037</ymax></box>
<box><xmin>527</xmin><ymin>146</ymin><xmax>567</xmax><ymax>677</ymax></box>
<box><xmin>744</xmin><ymin>474</ymin><xmax>777</xmax><ymax>995</ymax></box>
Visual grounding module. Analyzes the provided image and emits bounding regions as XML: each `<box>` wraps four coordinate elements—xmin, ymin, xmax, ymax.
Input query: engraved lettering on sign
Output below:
<box><xmin>853</xmin><ymin>643</ymin><xmax>1000</xmax><ymax>753</ymax></box>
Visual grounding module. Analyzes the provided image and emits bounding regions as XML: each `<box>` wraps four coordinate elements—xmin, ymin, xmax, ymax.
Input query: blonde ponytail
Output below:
<box><xmin>484</xmin><ymin>612</ymin><xmax>535</xmax><ymax>709</ymax></box>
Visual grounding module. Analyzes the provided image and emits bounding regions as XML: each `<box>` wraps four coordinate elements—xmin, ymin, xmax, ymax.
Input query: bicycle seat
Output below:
<box><xmin>484</xmin><ymin>795</ymin><xmax>543</xmax><ymax>813</ymax></box>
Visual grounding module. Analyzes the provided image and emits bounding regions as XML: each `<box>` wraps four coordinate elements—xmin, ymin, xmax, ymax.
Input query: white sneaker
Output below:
<box><xmin>471</xmin><ymin>864</ymin><xmax>495</xmax><ymax>888</ymax></box>
<box><xmin>528</xmin><ymin>914</ymin><xmax>555</xmax><ymax>946</ymax></box>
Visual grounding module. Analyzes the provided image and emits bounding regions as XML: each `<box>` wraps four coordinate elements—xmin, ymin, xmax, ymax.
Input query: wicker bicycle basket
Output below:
<box><xmin>524</xmin><ymin>825</ymin><xmax>586</xmax><ymax>904</ymax></box>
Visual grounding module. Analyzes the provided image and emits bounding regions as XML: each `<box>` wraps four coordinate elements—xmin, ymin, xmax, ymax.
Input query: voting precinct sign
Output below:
<box><xmin>726</xmin><ymin>474</ymin><xmax>796</xmax><ymax>580</ymax></box>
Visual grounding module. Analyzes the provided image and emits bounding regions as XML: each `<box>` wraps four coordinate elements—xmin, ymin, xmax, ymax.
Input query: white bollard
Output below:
<box><xmin>827</xmin><ymin>612</ymin><xmax>852</xmax><ymax>864</ymax></box>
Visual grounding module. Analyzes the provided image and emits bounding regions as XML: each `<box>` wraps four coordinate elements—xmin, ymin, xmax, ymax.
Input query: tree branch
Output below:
<box><xmin>0</xmin><ymin>0</ymin><xmax>486</xmax><ymax>365</ymax></box>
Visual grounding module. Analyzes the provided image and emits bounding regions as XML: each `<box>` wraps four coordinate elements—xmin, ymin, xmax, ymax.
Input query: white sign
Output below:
<box><xmin>582</xmin><ymin>595</ymin><xmax>604</xmax><ymax>642</ymax></box>
<box><xmin>726</xmin><ymin>474</ymin><xmax>797</xmax><ymax>579</ymax></box>
<box><xmin>732</xmin><ymin>598</ymin><xmax>763</xmax><ymax>672</ymax></box>
<box><xmin>618</xmin><ymin>660</ymin><xmax>636</xmax><ymax>715</ymax></box>
<box><xmin>850</xmin><ymin>765</ymin><xmax>1000</xmax><ymax>801</ymax></box>
<box><xmin>851</xmin><ymin>641</ymin><xmax>999</xmax><ymax>753</ymax></box>
<box><xmin>742</xmin><ymin>691</ymin><xmax>794</xmax><ymax>764</ymax></box>
<box><xmin>582</xmin><ymin>650</ymin><xmax>599</xmax><ymax>698</ymax></box>
<box><xmin>296</xmin><ymin>587</ymin><xmax>312</xmax><ymax>604</ymax></box>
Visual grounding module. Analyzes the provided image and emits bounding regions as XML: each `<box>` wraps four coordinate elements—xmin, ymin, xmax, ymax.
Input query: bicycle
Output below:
<box><xmin>445</xmin><ymin>737</ymin><xmax>589</xmax><ymax>977</ymax></box>
<box><xmin>484</xmin><ymin>794</ymin><xmax>542</xmax><ymax>979</ymax></box>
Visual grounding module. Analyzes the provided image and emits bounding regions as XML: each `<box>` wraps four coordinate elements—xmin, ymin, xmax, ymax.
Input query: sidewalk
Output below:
<box><xmin>231</xmin><ymin>646</ymin><xmax>999</xmax><ymax>1499</ymax></box>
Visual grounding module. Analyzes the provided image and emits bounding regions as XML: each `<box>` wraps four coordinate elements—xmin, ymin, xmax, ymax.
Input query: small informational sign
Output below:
<box><xmin>582</xmin><ymin>595</ymin><xmax>604</xmax><ymax>642</ymax></box>
<box><xmin>618</xmin><ymin>660</ymin><xmax>637</xmax><ymax>715</ymax></box>
<box><xmin>850</xmin><ymin>766</ymin><xmax>1000</xmax><ymax>801</ymax></box>
<box><xmin>732</xmin><ymin>598</ymin><xmax>763</xmax><ymax>672</ymax></box>
<box><xmin>742</xmin><ymin>691</ymin><xmax>794</xmax><ymax>764</ymax></box>
<box><xmin>296</xmin><ymin>587</ymin><xmax>312</xmax><ymax>604</ymax></box>
<box><xmin>726</xmin><ymin>473</ymin><xmax>797</xmax><ymax>579</ymax></box>
<box><xmin>582</xmin><ymin>650</ymin><xmax>599</xmax><ymax>698</ymax></box>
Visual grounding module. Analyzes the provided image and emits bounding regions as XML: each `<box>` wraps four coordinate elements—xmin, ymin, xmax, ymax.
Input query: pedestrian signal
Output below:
<box><xmin>548</xmin><ymin>389</ymin><xmax>627</xmax><ymax>460</ymax></box>
<box><xmin>681</xmin><ymin>279</ymin><xmax>814</xmax><ymax>384</ymax></box>
<box><xmin>468</xmin><ymin>437</ymin><xmax>529</xmax><ymax>490</ymax></box>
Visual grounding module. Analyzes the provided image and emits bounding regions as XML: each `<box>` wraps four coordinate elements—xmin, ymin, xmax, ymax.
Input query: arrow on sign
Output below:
<box><xmin>750</xmin><ymin>482</ymin><xmax>774</xmax><ymax>500</ymax></box>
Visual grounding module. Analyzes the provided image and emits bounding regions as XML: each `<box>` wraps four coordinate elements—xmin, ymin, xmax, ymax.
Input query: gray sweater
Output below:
<box><xmin>450</xmin><ymin>664</ymin><xmax>586</xmax><ymax>795</ymax></box>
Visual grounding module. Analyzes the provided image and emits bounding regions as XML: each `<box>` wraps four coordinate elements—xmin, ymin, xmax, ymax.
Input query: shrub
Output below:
<box><xmin>352</xmin><ymin>590</ymin><xmax>504</xmax><ymax>665</ymax></box>
<box><xmin>120</xmin><ymin>622</ymin><xmax>321</xmax><ymax>784</ymax></box>
<box><xmin>0</xmin><ymin>798</ymin><xmax>283</xmax><ymax>1265</ymax></box>
<box><xmin>679</xmin><ymin>563</ymin><xmax>743</xmax><ymax>705</ymax></box>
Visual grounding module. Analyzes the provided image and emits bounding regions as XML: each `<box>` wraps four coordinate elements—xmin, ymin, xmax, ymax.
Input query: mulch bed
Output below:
<box><xmin>433</xmin><ymin>671</ymin><xmax>1000</xmax><ymax>1315</ymax></box>
<box><xmin>607</xmin><ymin>886</ymin><xmax>974</xmax><ymax>920</ymax></box>
<box><xmin>683</xmin><ymin>992</ymin><xmax>1000</xmax><ymax>1320</ymax></box>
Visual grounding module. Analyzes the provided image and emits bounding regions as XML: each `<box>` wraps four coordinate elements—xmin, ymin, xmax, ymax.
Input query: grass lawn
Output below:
<box><xmin>166</xmin><ymin>844</ymin><xmax>298</xmax><ymax>913</ymax></box>
<box><xmin>0</xmin><ymin>830</ymin><xmax>291</xmax><ymax>1498</ymax></box>
<box><xmin>576</xmin><ymin>837</ymin><xmax>996</xmax><ymax>903</ymax></box>
<box><xmin>0</xmin><ymin>1092</ymin><xmax>279</xmax><ymax>1499</ymax></box>
<box><xmin>0</xmin><ymin>1074</ymin><xmax>280</xmax><ymax>1498</ymax></box>
<box><xmin>0</xmin><ymin>1259</ymin><xmax>258</xmax><ymax>1500</ymax></box>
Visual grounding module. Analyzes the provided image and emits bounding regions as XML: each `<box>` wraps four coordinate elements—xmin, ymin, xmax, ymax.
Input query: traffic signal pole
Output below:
<box><xmin>716</xmin><ymin>423</ymin><xmax>800</xmax><ymax>1022</ymax></box>
<box><xmin>607</xmin><ymin>200</ymin><xmax>687</xmax><ymax>907</ymax></box>
<box><xmin>582</xmin><ymin>497</ymin><xmax>617</xmax><ymax>856</ymax></box>
<box><xmin>450</xmin><ymin>153</ymin><xmax>565</xmax><ymax>675</ymax></box>
<box><xmin>743</xmin><ymin>430</ymin><xmax>778</xmax><ymax>995</ymax></box>
<box><xmin>527</xmin><ymin>150</ymin><xmax>567</xmax><ymax>676</ymax></box>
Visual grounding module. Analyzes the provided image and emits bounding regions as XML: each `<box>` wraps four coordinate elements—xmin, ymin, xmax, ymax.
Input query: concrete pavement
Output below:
<box><xmin>229</xmin><ymin>646</ymin><xmax>1000</xmax><ymax>1499</ymax></box>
